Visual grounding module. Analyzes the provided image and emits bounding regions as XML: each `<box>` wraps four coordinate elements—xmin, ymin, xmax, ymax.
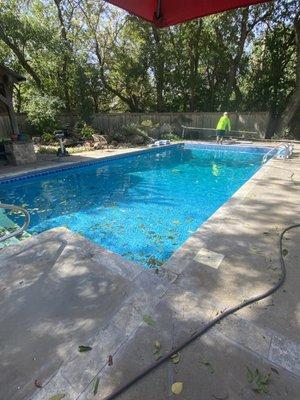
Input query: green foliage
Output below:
<box><xmin>246</xmin><ymin>367</ymin><xmax>271</xmax><ymax>394</ymax></box>
<box><xmin>23</xmin><ymin>92</ymin><xmax>63</xmax><ymax>134</ymax></box>
<box><xmin>79</xmin><ymin>123</ymin><xmax>95</xmax><ymax>140</ymax></box>
<box><xmin>37</xmin><ymin>145</ymin><xmax>92</xmax><ymax>154</ymax></box>
<box><xmin>161</xmin><ymin>133</ymin><xmax>180</xmax><ymax>141</ymax></box>
<box><xmin>41</xmin><ymin>132</ymin><xmax>54</xmax><ymax>143</ymax></box>
<box><xmin>140</xmin><ymin>119</ymin><xmax>156</xmax><ymax>127</ymax></box>
<box><xmin>0</xmin><ymin>0</ymin><xmax>297</xmax><ymax>136</ymax></box>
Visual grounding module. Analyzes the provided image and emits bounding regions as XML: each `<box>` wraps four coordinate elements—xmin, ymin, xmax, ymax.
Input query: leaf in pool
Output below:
<box><xmin>170</xmin><ymin>353</ymin><xmax>181</xmax><ymax>364</ymax></box>
<box><xmin>49</xmin><ymin>394</ymin><xmax>65</xmax><ymax>400</ymax></box>
<box><xmin>93</xmin><ymin>377</ymin><xmax>100</xmax><ymax>396</ymax></box>
<box><xmin>143</xmin><ymin>315</ymin><xmax>155</xmax><ymax>326</ymax></box>
<box><xmin>172</xmin><ymin>220</ymin><xmax>180</xmax><ymax>225</ymax></box>
<box><xmin>185</xmin><ymin>216</ymin><xmax>195</xmax><ymax>222</ymax></box>
<box><xmin>78</xmin><ymin>345</ymin><xmax>92</xmax><ymax>352</ymax></box>
<box><xmin>146</xmin><ymin>257</ymin><xmax>164</xmax><ymax>268</ymax></box>
<box><xmin>171</xmin><ymin>382</ymin><xmax>183</xmax><ymax>395</ymax></box>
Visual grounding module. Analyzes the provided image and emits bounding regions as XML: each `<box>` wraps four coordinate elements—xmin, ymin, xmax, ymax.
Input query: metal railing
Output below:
<box><xmin>0</xmin><ymin>203</ymin><xmax>30</xmax><ymax>243</ymax></box>
<box><xmin>262</xmin><ymin>143</ymin><xmax>293</xmax><ymax>164</ymax></box>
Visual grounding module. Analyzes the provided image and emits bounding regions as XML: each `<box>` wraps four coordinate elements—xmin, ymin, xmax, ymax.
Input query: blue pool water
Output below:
<box><xmin>0</xmin><ymin>144</ymin><xmax>271</xmax><ymax>268</ymax></box>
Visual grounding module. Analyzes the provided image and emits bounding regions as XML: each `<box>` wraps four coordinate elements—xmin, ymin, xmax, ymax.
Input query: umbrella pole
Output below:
<box><xmin>155</xmin><ymin>0</ymin><xmax>161</xmax><ymax>19</ymax></box>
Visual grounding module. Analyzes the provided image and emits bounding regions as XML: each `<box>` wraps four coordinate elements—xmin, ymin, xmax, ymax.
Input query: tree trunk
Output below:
<box><xmin>0</xmin><ymin>28</ymin><xmax>42</xmax><ymax>88</ymax></box>
<box><xmin>94</xmin><ymin>40</ymin><xmax>141</xmax><ymax>112</ymax></box>
<box><xmin>53</xmin><ymin>0</ymin><xmax>72</xmax><ymax>112</ymax></box>
<box><xmin>278</xmin><ymin>10</ymin><xmax>300</xmax><ymax>139</ymax></box>
<box><xmin>188</xmin><ymin>21</ymin><xmax>202</xmax><ymax>111</ymax></box>
<box><xmin>152</xmin><ymin>26</ymin><xmax>165</xmax><ymax>112</ymax></box>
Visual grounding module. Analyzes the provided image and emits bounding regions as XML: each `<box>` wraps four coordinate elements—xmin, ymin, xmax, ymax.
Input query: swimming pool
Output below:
<box><xmin>0</xmin><ymin>144</ymin><xmax>272</xmax><ymax>268</ymax></box>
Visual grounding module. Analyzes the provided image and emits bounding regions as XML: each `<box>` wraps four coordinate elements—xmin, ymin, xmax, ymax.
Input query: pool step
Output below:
<box><xmin>0</xmin><ymin>208</ymin><xmax>31</xmax><ymax>249</ymax></box>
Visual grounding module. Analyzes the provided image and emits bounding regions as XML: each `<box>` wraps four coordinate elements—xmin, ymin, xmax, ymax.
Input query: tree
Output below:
<box><xmin>279</xmin><ymin>8</ymin><xmax>300</xmax><ymax>138</ymax></box>
<box><xmin>0</xmin><ymin>0</ymin><xmax>297</xmax><ymax>137</ymax></box>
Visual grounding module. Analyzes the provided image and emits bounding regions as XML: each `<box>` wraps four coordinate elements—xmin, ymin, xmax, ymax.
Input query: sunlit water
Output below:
<box><xmin>0</xmin><ymin>144</ymin><xmax>270</xmax><ymax>268</ymax></box>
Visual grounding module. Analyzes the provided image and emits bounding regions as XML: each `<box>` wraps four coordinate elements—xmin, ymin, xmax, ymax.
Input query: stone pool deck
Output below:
<box><xmin>0</xmin><ymin>146</ymin><xmax>148</xmax><ymax>180</ymax></box>
<box><xmin>0</xmin><ymin>142</ymin><xmax>299</xmax><ymax>400</ymax></box>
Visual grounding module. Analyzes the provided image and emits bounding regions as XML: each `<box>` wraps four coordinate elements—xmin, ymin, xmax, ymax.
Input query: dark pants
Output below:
<box><xmin>216</xmin><ymin>130</ymin><xmax>225</xmax><ymax>138</ymax></box>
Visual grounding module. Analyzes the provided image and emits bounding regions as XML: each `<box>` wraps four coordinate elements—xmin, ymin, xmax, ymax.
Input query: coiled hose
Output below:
<box><xmin>104</xmin><ymin>224</ymin><xmax>300</xmax><ymax>400</ymax></box>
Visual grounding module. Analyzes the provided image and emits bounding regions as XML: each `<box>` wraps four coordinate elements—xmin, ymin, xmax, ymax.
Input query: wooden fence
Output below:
<box><xmin>0</xmin><ymin>111</ymin><xmax>271</xmax><ymax>139</ymax></box>
<box><xmin>91</xmin><ymin>112</ymin><xmax>270</xmax><ymax>138</ymax></box>
<box><xmin>0</xmin><ymin>114</ymin><xmax>13</xmax><ymax>139</ymax></box>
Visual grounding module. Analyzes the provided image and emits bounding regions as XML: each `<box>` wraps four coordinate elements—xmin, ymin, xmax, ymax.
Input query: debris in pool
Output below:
<box><xmin>145</xmin><ymin>256</ymin><xmax>164</xmax><ymax>268</ymax></box>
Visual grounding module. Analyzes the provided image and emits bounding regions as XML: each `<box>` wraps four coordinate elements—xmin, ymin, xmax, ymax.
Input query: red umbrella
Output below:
<box><xmin>106</xmin><ymin>0</ymin><xmax>271</xmax><ymax>28</ymax></box>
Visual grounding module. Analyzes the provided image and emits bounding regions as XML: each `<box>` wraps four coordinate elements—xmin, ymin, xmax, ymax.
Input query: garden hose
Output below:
<box><xmin>104</xmin><ymin>224</ymin><xmax>300</xmax><ymax>400</ymax></box>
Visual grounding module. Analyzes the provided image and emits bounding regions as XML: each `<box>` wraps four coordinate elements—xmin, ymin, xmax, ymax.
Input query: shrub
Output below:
<box><xmin>41</xmin><ymin>132</ymin><xmax>54</xmax><ymax>143</ymax></box>
<box><xmin>80</xmin><ymin>123</ymin><xmax>95</xmax><ymax>139</ymax></box>
<box><xmin>121</xmin><ymin>123</ymin><xmax>150</xmax><ymax>144</ymax></box>
<box><xmin>37</xmin><ymin>145</ymin><xmax>57</xmax><ymax>154</ymax></box>
<box><xmin>160</xmin><ymin>133</ymin><xmax>180</xmax><ymax>141</ymax></box>
<box><xmin>140</xmin><ymin>119</ymin><xmax>157</xmax><ymax>128</ymax></box>
<box><xmin>37</xmin><ymin>145</ymin><xmax>93</xmax><ymax>154</ymax></box>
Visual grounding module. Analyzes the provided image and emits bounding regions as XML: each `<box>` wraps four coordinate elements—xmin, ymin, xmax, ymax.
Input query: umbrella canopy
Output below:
<box><xmin>106</xmin><ymin>0</ymin><xmax>271</xmax><ymax>28</ymax></box>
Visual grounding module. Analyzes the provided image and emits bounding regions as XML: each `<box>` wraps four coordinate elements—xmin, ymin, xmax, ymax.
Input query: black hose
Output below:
<box><xmin>104</xmin><ymin>224</ymin><xmax>300</xmax><ymax>400</ymax></box>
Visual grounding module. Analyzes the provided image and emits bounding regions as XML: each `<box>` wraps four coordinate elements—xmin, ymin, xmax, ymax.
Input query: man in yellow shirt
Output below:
<box><xmin>216</xmin><ymin>112</ymin><xmax>231</xmax><ymax>144</ymax></box>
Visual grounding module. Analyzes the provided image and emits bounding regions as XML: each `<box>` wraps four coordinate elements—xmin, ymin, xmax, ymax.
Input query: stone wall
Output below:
<box><xmin>4</xmin><ymin>142</ymin><xmax>36</xmax><ymax>165</ymax></box>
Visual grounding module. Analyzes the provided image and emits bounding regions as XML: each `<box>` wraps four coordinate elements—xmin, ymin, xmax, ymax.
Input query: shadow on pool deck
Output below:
<box><xmin>0</xmin><ymin>146</ymin><xmax>299</xmax><ymax>400</ymax></box>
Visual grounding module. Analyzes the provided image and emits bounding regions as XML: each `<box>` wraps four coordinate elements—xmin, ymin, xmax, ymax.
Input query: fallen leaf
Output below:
<box><xmin>93</xmin><ymin>377</ymin><xmax>100</xmax><ymax>396</ymax></box>
<box><xmin>170</xmin><ymin>353</ymin><xmax>181</xmax><ymax>364</ymax></box>
<box><xmin>282</xmin><ymin>249</ymin><xmax>288</xmax><ymax>257</ymax></box>
<box><xmin>154</xmin><ymin>341</ymin><xmax>161</xmax><ymax>350</ymax></box>
<box><xmin>154</xmin><ymin>351</ymin><xmax>163</xmax><ymax>360</ymax></box>
<box><xmin>108</xmin><ymin>355</ymin><xmax>113</xmax><ymax>366</ymax></box>
<box><xmin>201</xmin><ymin>358</ymin><xmax>214</xmax><ymax>374</ymax></box>
<box><xmin>213</xmin><ymin>393</ymin><xmax>229</xmax><ymax>400</ymax></box>
<box><xmin>34</xmin><ymin>379</ymin><xmax>42</xmax><ymax>388</ymax></box>
<box><xmin>171</xmin><ymin>381</ymin><xmax>183</xmax><ymax>395</ymax></box>
<box><xmin>271</xmin><ymin>367</ymin><xmax>279</xmax><ymax>375</ymax></box>
<box><xmin>49</xmin><ymin>394</ymin><xmax>65</xmax><ymax>400</ymax></box>
<box><xmin>143</xmin><ymin>315</ymin><xmax>155</xmax><ymax>326</ymax></box>
<box><xmin>78</xmin><ymin>345</ymin><xmax>92</xmax><ymax>352</ymax></box>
